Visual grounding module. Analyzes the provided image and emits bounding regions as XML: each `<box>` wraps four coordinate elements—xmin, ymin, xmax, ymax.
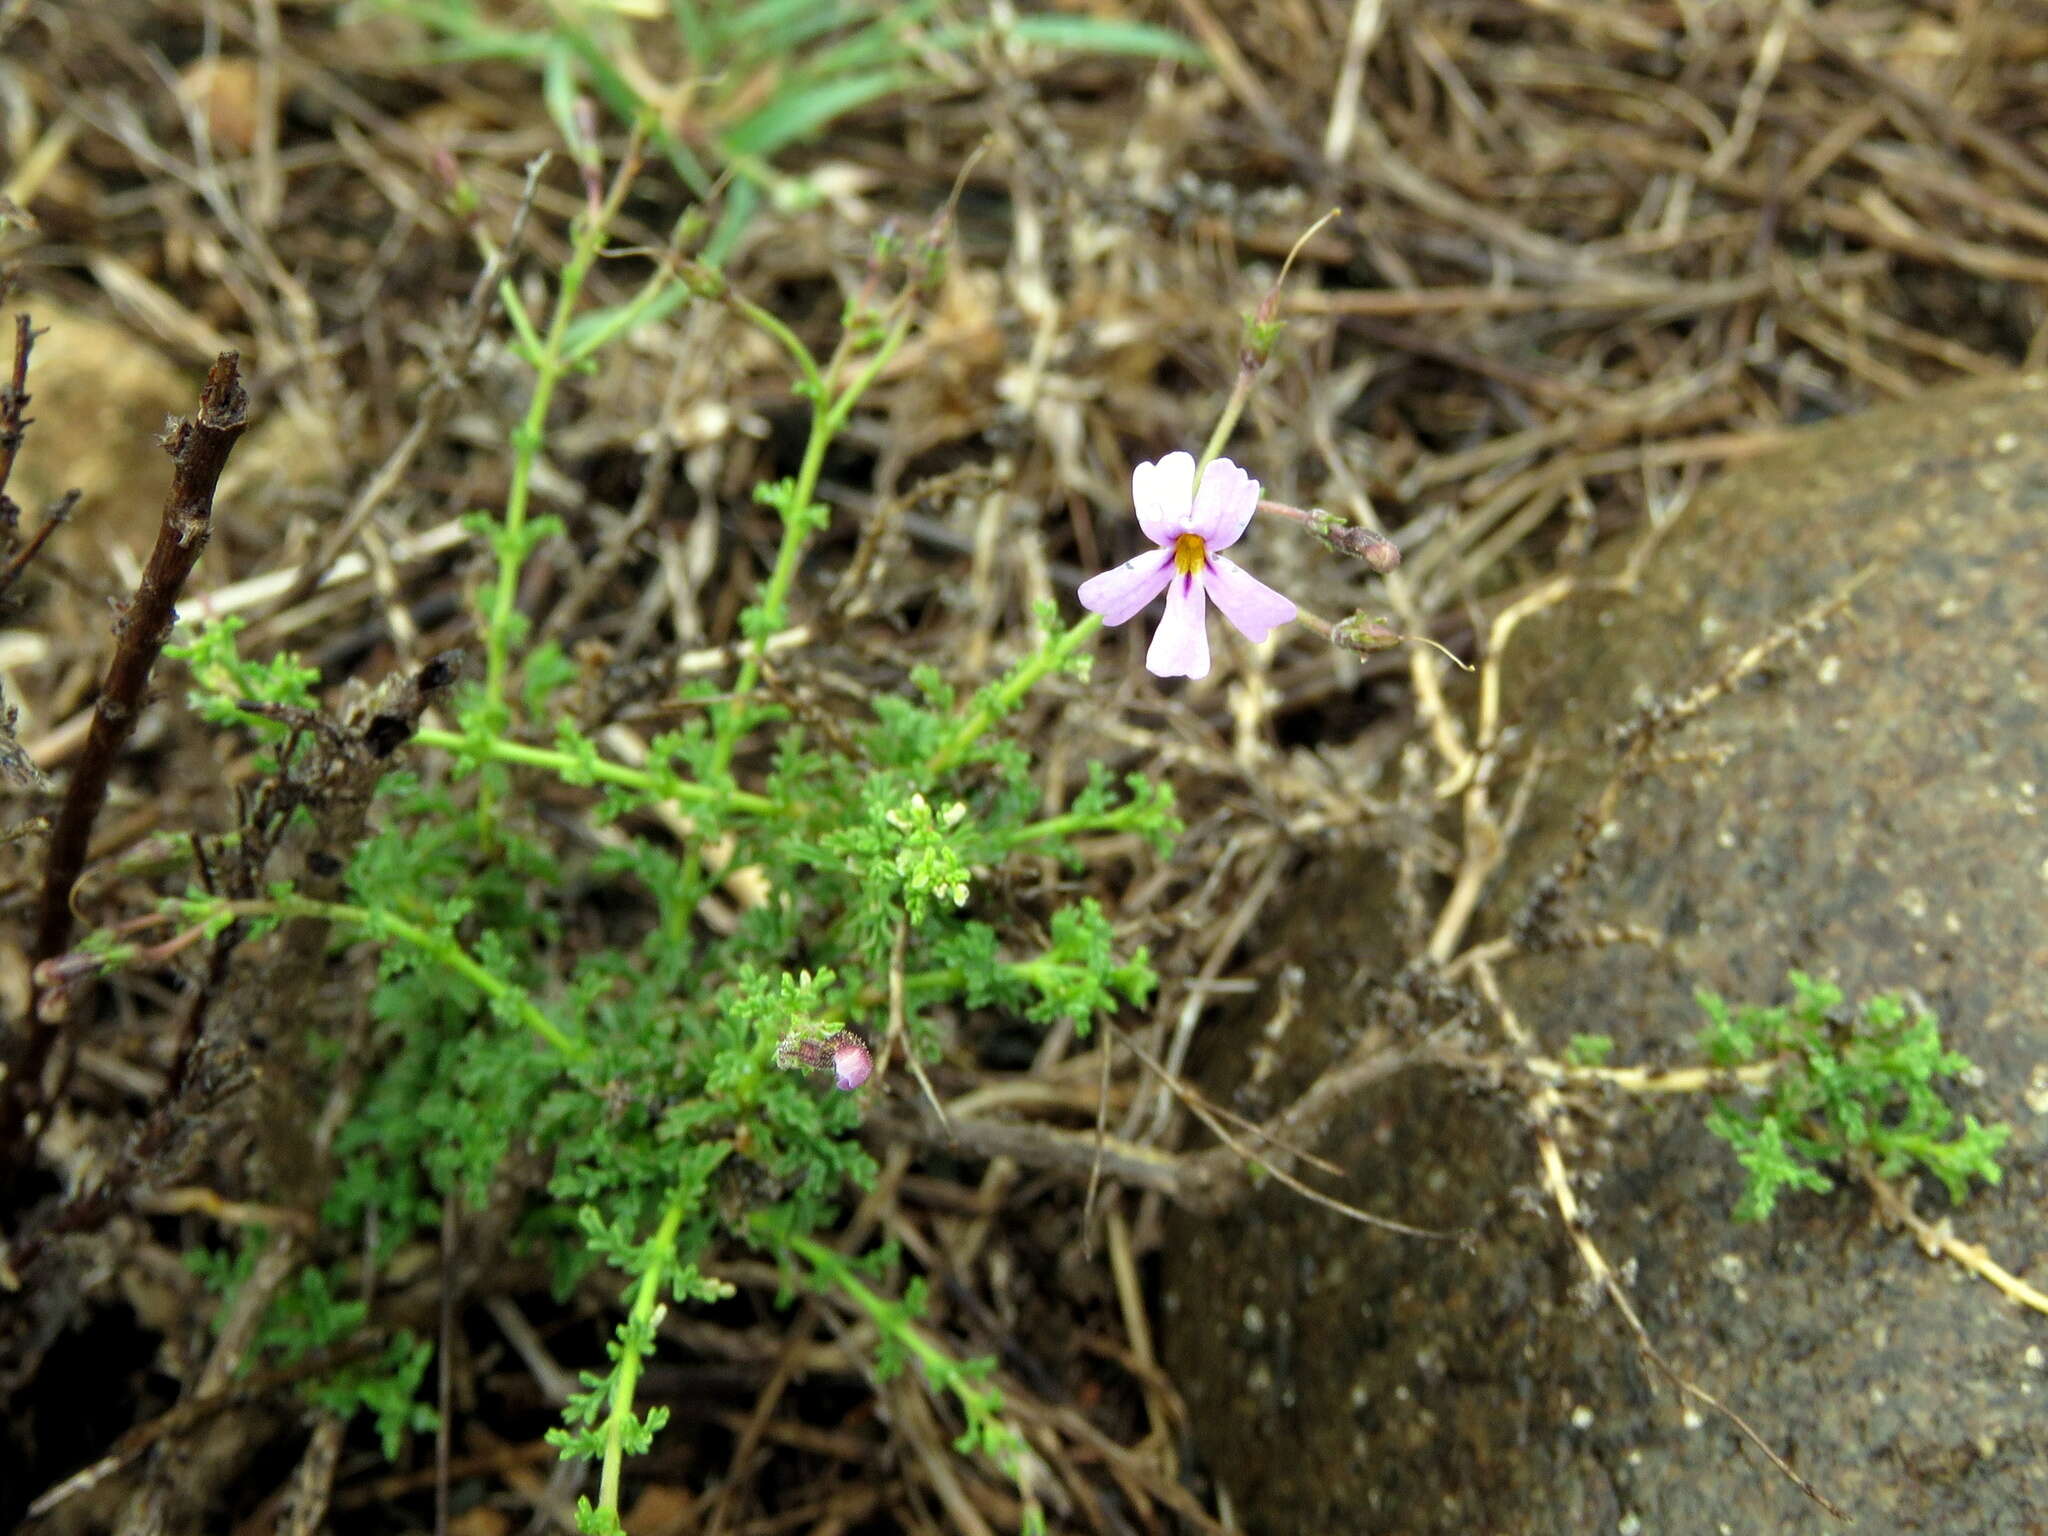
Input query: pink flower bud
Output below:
<box><xmin>775</xmin><ymin>1028</ymin><xmax>873</xmax><ymax>1092</ymax></box>
<box><xmin>1316</xmin><ymin>519</ymin><xmax>1402</xmax><ymax>571</ymax></box>
<box><xmin>831</xmin><ymin>1034</ymin><xmax>873</xmax><ymax>1091</ymax></box>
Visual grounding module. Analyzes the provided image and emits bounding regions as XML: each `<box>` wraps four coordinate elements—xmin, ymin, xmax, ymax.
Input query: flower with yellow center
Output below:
<box><xmin>1078</xmin><ymin>453</ymin><xmax>1298</xmax><ymax>680</ymax></box>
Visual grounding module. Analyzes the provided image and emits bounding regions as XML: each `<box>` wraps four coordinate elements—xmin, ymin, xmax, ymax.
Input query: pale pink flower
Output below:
<box><xmin>1077</xmin><ymin>453</ymin><xmax>1297</xmax><ymax>680</ymax></box>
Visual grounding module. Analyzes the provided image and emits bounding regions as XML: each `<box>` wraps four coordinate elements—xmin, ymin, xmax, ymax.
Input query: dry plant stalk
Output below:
<box><xmin>0</xmin><ymin>313</ymin><xmax>33</xmax><ymax>510</ymax></box>
<box><xmin>1</xmin><ymin>352</ymin><xmax>248</xmax><ymax>1162</ymax></box>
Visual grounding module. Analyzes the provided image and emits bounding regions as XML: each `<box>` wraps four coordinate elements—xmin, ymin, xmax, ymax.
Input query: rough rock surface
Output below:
<box><xmin>1161</xmin><ymin>377</ymin><xmax>2048</xmax><ymax>1534</ymax></box>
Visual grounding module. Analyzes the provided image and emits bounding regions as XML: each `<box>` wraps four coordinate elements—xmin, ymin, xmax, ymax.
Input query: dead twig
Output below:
<box><xmin>27</xmin><ymin>1325</ymin><xmax>379</xmax><ymax>1520</ymax></box>
<box><xmin>1</xmin><ymin>352</ymin><xmax>248</xmax><ymax>1168</ymax></box>
<box><xmin>1473</xmin><ymin>959</ymin><xmax>1848</xmax><ymax>1523</ymax></box>
<box><xmin>0</xmin><ymin>489</ymin><xmax>76</xmax><ymax>609</ymax></box>
<box><xmin>1860</xmin><ymin>1163</ymin><xmax>2048</xmax><ymax>1319</ymax></box>
<box><xmin>0</xmin><ymin>311</ymin><xmax>36</xmax><ymax>517</ymax></box>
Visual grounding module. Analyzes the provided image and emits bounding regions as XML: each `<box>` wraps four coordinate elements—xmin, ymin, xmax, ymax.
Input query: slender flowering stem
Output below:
<box><xmin>712</xmin><ymin>303</ymin><xmax>917</xmax><ymax>775</ymax></box>
<box><xmin>1197</xmin><ymin>209</ymin><xmax>1338</xmax><ymax>477</ymax></box>
<box><xmin>480</xmin><ymin>158</ymin><xmax>639</xmax><ymax>732</ymax></box>
<box><xmin>1196</xmin><ymin>366</ymin><xmax>1256</xmax><ymax>477</ymax></box>
<box><xmin>1294</xmin><ymin>607</ymin><xmax>1398</xmax><ymax>655</ymax></box>
<box><xmin>1295</xmin><ymin>607</ymin><xmax>1469</xmax><ymax>667</ymax></box>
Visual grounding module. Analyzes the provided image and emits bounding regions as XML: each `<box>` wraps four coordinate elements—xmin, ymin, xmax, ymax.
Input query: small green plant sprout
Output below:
<box><xmin>1696</xmin><ymin>972</ymin><xmax>2011</xmax><ymax>1223</ymax></box>
<box><xmin>167</xmin><ymin>614</ymin><xmax>322</xmax><ymax>768</ymax></box>
<box><xmin>189</xmin><ymin>1244</ymin><xmax>437</xmax><ymax>1460</ymax></box>
<box><xmin>1564</xmin><ymin>1032</ymin><xmax>1616</xmax><ymax>1068</ymax></box>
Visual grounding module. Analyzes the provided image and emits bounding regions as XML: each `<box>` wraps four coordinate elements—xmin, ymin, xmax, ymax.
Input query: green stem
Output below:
<box><xmin>712</xmin><ymin>304</ymin><xmax>917</xmax><ymax>774</ymax></box>
<box><xmin>785</xmin><ymin>1233</ymin><xmax>1038</xmax><ymax>1524</ymax></box>
<box><xmin>597</xmin><ymin>1193</ymin><xmax>689</xmax><ymax>1520</ymax></box>
<box><xmin>482</xmin><ymin>223</ymin><xmax>604</xmax><ymax>727</ymax></box>
<box><xmin>718</xmin><ymin>413</ymin><xmax>832</xmax><ymax>761</ymax></box>
<box><xmin>413</xmin><ymin>727</ymin><xmax>785</xmax><ymax>820</ymax></box>
<box><xmin>889</xmin><ymin>957</ymin><xmax>1086</xmax><ymax>1007</ymax></box>
<box><xmin>723</xmin><ymin>288</ymin><xmax>825</xmax><ymax>401</ymax></box>
<box><xmin>925</xmin><ymin>614</ymin><xmax>1102</xmax><ymax>778</ymax></box>
<box><xmin>212</xmin><ymin>895</ymin><xmax>586</xmax><ymax>1060</ymax></box>
<box><xmin>998</xmin><ymin>807</ymin><xmax>1142</xmax><ymax>849</ymax></box>
<box><xmin>1196</xmin><ymin>361</ymin><xmax>1257</xmax><ymax>476</ymax></box>
<box><xmin>785</xmin><ymin>1233</ymin><xmax>954</xmax><ymax>1376</ymax></box>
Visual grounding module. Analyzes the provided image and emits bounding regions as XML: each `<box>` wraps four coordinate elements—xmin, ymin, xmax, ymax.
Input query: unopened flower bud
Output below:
<box><xmin>432</xmin><ymin>147</ymin><xmax>479</xmax><ymax>221</ymax></box>
<box><xmin>1310</xmin><ymin>515</ymin><xmax>1401</xmax><ymax>571</ymax></box>
<box><xmin>32</xmin><ymin>950</ymin><xmax>105</xmax><ymax>1021</ymax></box>
<box><xmin>775</xmin><ymin>1027</ymin><xmax>873</xmax><ymax>1092</ymax></box>
<box><xmin>1331</xmin><ymin>613</ymin><xmax>1402</xmax><ymax>654</ymax></box>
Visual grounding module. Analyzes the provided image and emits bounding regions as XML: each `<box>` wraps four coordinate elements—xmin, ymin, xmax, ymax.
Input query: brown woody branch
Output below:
<box><xmin>0</xmin><ymin>311</ymin><xmax>34</xmax><ymax>524</ymax></box>
<box><xmin>1</xmin><ymin>352</ymin><xmax>248</xmax><ymax>1156</ymax></box>
<box><xmin>0</xmin><ymin>489</ymin><xmax>75</xmax><ymax>609</ymax></box>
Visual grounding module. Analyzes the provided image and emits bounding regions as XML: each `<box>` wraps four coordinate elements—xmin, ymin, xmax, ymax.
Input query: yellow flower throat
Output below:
<box><xmin>1172</xmin><ymin>532</ymin><xmax>1208</xmax><ymax>576</ymax></box>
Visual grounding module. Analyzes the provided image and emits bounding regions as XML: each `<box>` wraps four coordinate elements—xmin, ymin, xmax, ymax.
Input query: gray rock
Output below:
<box><xmin>1161</xmin><ymin>376</ymin><xmax>2048</xmax><ymax>1534</ymax></box>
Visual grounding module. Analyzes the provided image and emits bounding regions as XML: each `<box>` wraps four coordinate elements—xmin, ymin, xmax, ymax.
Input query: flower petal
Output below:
<box><xmin>1133</xmin><ymin>451</ymin><xmax>1197</xmax><ymax>545</ymax></box>
<box><xmin>1187</xmin><ymin>457</ymin><xmax>1261</xmax><ymax>550</ymax></box>
<box><xmin>1078</xmin><ymin>547</ymin><xmax>1176</xmax><ymax>626</ymax></box>
<box><xmin>1146</xmin><ymin>571</ymin><xmax>1211</xmax><ymax>679</ymax></box>
<box><xmin>832</xmin><ymin>1036</ymin><xmax>873</xmax><ymax>1091</ymax></box>
<box><xmin>1204</xmin><ymin>554</ymin><xmax>1297</xmax><ymax>642</ymax></box>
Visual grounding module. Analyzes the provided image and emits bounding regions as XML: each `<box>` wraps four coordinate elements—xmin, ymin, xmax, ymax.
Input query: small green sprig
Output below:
<box><xmin>1563</xmin><ymin>1033</ymin><xmax>1616</xmax><ymax>1068</ymax></box>
<box><xmin>167</xmin><ymin>615</ymin><xmax>321</xmax><ymax>768</ymax></box>
<box><xmin>1698</xmin><ymin>973</ymin><xmax>2011</xmax><ymax>1223</ymax></box>
<box><xmin>786</xmin><ymin>1232</ymin><xmax>1046</xmax><ymax>1536</ymax></box>
<box><xmin>466</xmin><ymin>134</ymin><xmax>658</xmax><ymax>762</ymax></box>
<box><xmin>190</xmin><ymin>1246</ymin><xmax>437</xmax><ymax>1459</ymax></box>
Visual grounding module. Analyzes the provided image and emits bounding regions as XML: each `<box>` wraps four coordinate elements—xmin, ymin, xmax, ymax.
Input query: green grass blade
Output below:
<box><xmin>562</xmin><ymin>280</ymin><xmax>694</xmax><ymax>362</ymax></box>
<box><xmin>722</xmin><ymin>67</ymin><xmax>912</xmax><ymax>157</ymax></box>
<box><xmin>797</xmin><ymin>0</ymin><xmax>947</xmax><ymax>78</ymax></box>
<box><xmin>668</xmin><ymin>0</ymin><xmax>714</xmax><ymax>58</ymax></box>
<box><xmin>1002</xmin><ymin>14</ymin><xmax>1207</xmax><ymax>65</ymax></box>
<box><xmin>715</xmin><ymin>0</ymin><xmax>866</xmax><ymax>63</ymax></box>
<box><xmin>542</xmin><ymin>42</ymin><xmax>584</xmax><ymax>157</ymax></box>
<box><xmin>549</xmin><ymin>30</ymin><xmax>716</xmax><ymax>196</ymax></box>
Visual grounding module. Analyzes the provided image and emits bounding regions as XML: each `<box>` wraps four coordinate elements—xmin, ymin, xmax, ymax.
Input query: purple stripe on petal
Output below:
<box><xmin>1204</xmin><ymin>554</ymin><xmax>1297</xmax><ymax>642</ymax></box>
<box><xmin>1146</xmin><ymin>571</ymin><xmax>1211</xmax><ymax>679</ymax></box>
<box><xmin>1078</xmin><ymin>547</ymin><xmax>1176</xmax><ymax>626</ymax></box>
<box><xmin>1133</xmin><ymin>452</ymin><xmax>1197</xmax><ymax>544</ymax></box>
<box><xmin>1187</xmin><ymin>457</ymin><xmax>1261</xmax><ymax>550</ymax></box>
